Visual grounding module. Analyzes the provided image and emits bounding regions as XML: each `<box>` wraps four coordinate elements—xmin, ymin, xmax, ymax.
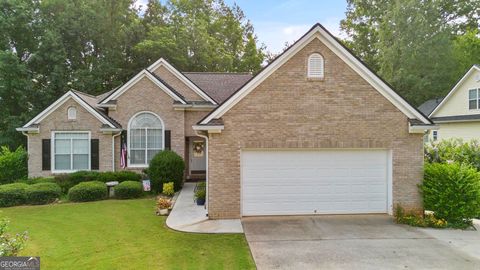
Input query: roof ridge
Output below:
<box><xmin>183</xmin><ymin>72</ymin><xmax>252</xmax><ymax>75</ymax></box>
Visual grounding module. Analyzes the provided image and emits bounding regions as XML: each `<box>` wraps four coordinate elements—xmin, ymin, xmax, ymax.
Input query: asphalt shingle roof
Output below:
<box><xmin>418</xmin><ymin>98</ymin><xmax>443</xmax><ymax>116</ymax></box>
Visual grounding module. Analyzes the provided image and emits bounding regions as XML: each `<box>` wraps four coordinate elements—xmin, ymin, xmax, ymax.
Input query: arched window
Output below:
<box><xmin>307</xmin><ymin>53</ymin><xmax>324</xmax><ymax>78</ymax></box>
<box><xmin>67</xmin><ymin>107</ymin><xmax>77</xmax><ymax>120</ymax></box>
<box><xmin>128</xmin><ymin>112</ymin><xmax>164</xmax><ymax>166</ymax></box>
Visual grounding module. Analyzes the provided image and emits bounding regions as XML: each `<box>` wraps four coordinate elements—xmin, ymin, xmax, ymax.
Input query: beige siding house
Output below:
<box><xmin>18</xmin><ymin>24</ymin><xmax>435</xmax><ymax>219</ymax></box>
<box><xmin>422</xmin><ymin>65</ymin><xmax>480</xmax><ymax>142</ymax></box>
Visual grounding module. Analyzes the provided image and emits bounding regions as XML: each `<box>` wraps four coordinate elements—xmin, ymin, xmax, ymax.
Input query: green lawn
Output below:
<box><xmin>0</xmin><ymin>199</ymin><xmax>255</xmax><ymax>270</ymax></box>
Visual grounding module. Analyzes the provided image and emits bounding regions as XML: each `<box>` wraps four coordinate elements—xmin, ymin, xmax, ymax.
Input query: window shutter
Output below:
<box><xmin>308</xmin><ymin>53</ymin><xmax>324</xmax><ymax>78</ymax></box>
<box><xmin>165</xmin><ymin>130</ymin><xmax>171</xmax><ymax>150</ymax></box>
<box><xmin>42</xmin><ymin>139</ymin><xmax>51</xmax><ymax>171</ymax></box>
<box><xmin>91</xmin><ymin>139</ymin><xmax>99</xmax><ymax>170</ymax></box>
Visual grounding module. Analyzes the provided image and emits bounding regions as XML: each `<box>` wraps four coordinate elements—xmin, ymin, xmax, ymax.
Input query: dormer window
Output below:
<box><xmin>307</xmin><ymin>53</ymin><xmax>324</xmax><ymax>79</ymax></box>
<box><xmin>468</xmin><ymin>89</ymin><xmax>480</xmax><ymax>110</ymax></box>
<box><xmin>67</xmin><ymin>107</ymin><xmax>77</xmax><ymax>120</ymax></box>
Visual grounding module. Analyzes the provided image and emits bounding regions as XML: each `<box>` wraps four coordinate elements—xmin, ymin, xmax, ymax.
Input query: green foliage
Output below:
<box><xmin>0</xmin><ymin>219</ymin><xmax>28</xmax><ymax>256</ymax></box>
<box><xmin>195</xmin><ymin>189</ymin><xmax>206</xmax><ymax>200</ymax></box>
<box><xmin>19</xmin><ymin>177</ymin><xmax>55</xmax><ymax>185</ymax></box>
<box><xmin>454</xmin><ymin>29</ymin><xmax>480</xmax><ymax>78</ymax></box>
<box><xmin>148</xmin><ymin>150</ymin><xmax>185</xmax><ymax>192</ymax></box>
<box><xmin>341</xmin><ymin>0</ymin><xmax>480</xmax><ymax>105</ymax></box>
<box><xmin>68</xmin><ymin>181</ymin><xmax>107</xmax><ymax>202</ymax></box>
<box><xmin>395</xmin><ymin>206</ymin><xmax>447</xmax><ymax>228</ymax></box>
<box><xmin>422</xmin><ymin>162</ymin><xmax>480</xmax><ymax>228</ymax></box>
<box><xmin>0</xmin><ymin>183</ymin><xmax>29</xmax><ymax>207</ymax></box>
<box><xmin>25</xmin><ymin>182</ymin><xmax>62</xmax><ymax>205</ymax></box>
<box><xmin>424</xmin><ymin>139</ymin><xmax>480</xmax><ymax>170</ymax></box>
<box><xmin>0</xmin><ymin>146</ymin><xmax>28</xmax><ymax>184</ymax></box>
<box><xmin>54</xmin><ymin>171</ymin><xmax>141</xmax><ymax>193</ymax></box>
<box><xmin>115</xmin><ymin>181</ymin><xmax>143</xmax><ymax>199</ymax></box>
<box><xmin>162</xmin><ymin>182</ymin><xmax>175</xmax><ymax>196</ymax></box>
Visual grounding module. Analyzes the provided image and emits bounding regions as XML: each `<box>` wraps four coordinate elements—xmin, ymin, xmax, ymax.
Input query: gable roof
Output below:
<box><xmin>100</xmin><ymin>69</ymin><xmax>187</xmax><ymax>105</ymax></box>
<box><xmin>199</xmin><ymin>23</ymin><xmax>432</xmax><ymax>125</ymax></box>
<box><xmin>418</xmin><ymin>98</ymin><xmax>443</xmax><ymax>116</ymax></box>
<box><xmin>147</xmin><ymin>58</ymin><xmax>218</xmax><ymax>104</ymax></box>
<box><xmin>20</xmin><ymin>91</ymin><xmax>118</xmax><ymax>130</ymax></box>
<box><xmin>183</xmin><ymin>72</ymin><xmax>253</xmax><ymax>103</ymax></box>
<box><xmin>429</xmin><ymin>65</ymin><xmax>480</xmax><ymax>117</ymax></box>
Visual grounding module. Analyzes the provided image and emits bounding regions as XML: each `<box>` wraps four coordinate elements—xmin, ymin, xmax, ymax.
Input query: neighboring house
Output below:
<box><xmin>424</xmin><ymin>65</ymin><xmax>480</xmax><ymax>142</ymax></box>
<box><xmin>18</xmin><ymin>23</ymin><xmax>435</xmax><ymax>219</ymax></box>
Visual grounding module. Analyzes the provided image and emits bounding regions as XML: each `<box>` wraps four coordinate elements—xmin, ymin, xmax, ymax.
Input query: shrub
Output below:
<box><xmin>115</xmin><ymin>181</ymin><xmax>143</xmax><ymax>199</ymax></box>
<box><xmin>95</xmin><ymin>171</ymin><xmax>142</xmax><ymax>183</ymax></box>
<box><xmin>148</xmin><ymin>151</ymin><xmax>185</xmax><ymax>192</ymax></box>
<box><xmin>421</xmin><ymin>162</ymin><xmax>480</xmax><ymax>228</ymax></box>
<box><xmin>0</xmin><ymin>219</ymin><xmax>28</xmax><ymax>256</ymax></box>
<box><xmin>25</xmin><ymin>183</ymin><xmax>62</xmax><ymax>205</ymax></box>
<box><xmin>425</xmin><ymin>139</ymin><xmax>480</xmax><ymax>170</ymax></box>
<box><xmin>0</xmin><ymin>146</ymin><xmax>28</xmax><ymax>184</ymax></box>
<box><xmin>162</xmin><ymin>182</ymin><xmax>175</xmax><ymax>196</ymax></box>
<box><xmin>19</xmin><ymin>177</ymin><xmax>55</xmax><ymax>185</ymax></box>
<box><xmin>195</xmin><ymin>189</ymin><xmax>206</xmax><ymax>200</ymax></box>
<box><xmin>0</xmin><ymin>183</ymin><xmax>29</xmax><ymax>207</ymax></box>
<box><xmin>55</xmin><ymin>171</ymin><xmax>142</xmax><ymax>193</ymax></box>
<box><xmin>395</xmin><ymin>206</ymin><xmax>447</xmax><ymax>228</ymax></box>
<box><xmin>68</xmin><ymin>181</ymin><xmax>107</xmax><ymax>202</ymax></box>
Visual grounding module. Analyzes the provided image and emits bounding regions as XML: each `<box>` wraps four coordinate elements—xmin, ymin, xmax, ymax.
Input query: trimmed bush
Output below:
<box><xmin>425</xmin><ymin>139</ymin><xmax>480</xmax><ymax>170</ymax></box>
<box><xmin>421</xmin><ymin>162</ymin><xmax>480</xmax><ymax>228</ymax></box>
<box><xmin>95</xmin><ymin>171</ymin><xmax>142</xmax><ymax>183</ymax></box>
<box><xmin>0</xmin><ymin>146</ymin><xmax>28</xmax><ymax>184</ymax></box>
<box><xmin>19</xmin><ymin>177</ymin><xmax>55</xmax><ymax>185</ymax></box>
<box><xmin>148</xmin><ymin>150</ymin><xmax>185</xmax><ymax>192</ymax></box>
<box><xmin>68</xmin><ymin>181</ymin><xmax>107</xmax><ymax>202</ymax></box>
<box><xmin>0</xmin><ymin>183</ymin><xmax>29</xmax><ymax>207</ymax></box>
<box><xmin>25</xmin><ymin>183</ymin><xmax>62</xmax><ymax>205</ymax></box>
<box><xmin>115</xmin><ymin>181</ymin><xmax>143</xmax><ymax>199</ymax></box>
<box><xmin>55</xmin><ymin>171</ymin><xmax>142</xmax><ymax>193</ymax></box>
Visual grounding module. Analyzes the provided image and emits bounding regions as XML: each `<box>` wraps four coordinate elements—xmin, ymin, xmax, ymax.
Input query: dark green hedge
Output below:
<box><xmin>25</xmin><ymin>182</ymin><xmax>62</xmax><ymax>205</ymax></box>
<box><xmin>115</xmin><ymin>181</ymin><xmax>143</xmax><ymax>199</ymax></box>
<box><xmin>55</xmin><ymin>171</ymin><xmax>141</xmax><ymax>193</ymax></box>
<box><xmin>148</xmin><ymin>150</ymin><xmax>185</xmax><ymax>192</ymax></box>
<box><xmin>0</xmin><ymin>147</ymin><xmax>28</xmax><ymax>185</ymax></box>
<box><xmin>0</xmin><ymin>183</ymin><xmax>29</xmax><ymax>207</ymax></box>
<box><xmin>68</xmin><ymin>181</ymin><xmax>107</xmax><ymax>202</ymax></box>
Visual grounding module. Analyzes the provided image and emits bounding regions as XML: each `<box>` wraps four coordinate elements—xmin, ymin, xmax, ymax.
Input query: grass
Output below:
<box><xmin>0</xmin><ymin>199</ymin><xmax>255</xmax><ymax>270</ymax></box>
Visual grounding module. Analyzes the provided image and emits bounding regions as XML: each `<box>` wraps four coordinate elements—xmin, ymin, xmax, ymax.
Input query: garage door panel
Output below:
<box><xmin>241</xmin><ymin>150</ymin><xmax>389</xmax><ymax>216</ymax></box>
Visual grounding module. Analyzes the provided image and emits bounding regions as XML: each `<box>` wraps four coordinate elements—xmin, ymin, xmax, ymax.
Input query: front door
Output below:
<box><xmin>189</xmin><ymin>138</ymin><xmax>206</xmax><ymax>173</ymax></box>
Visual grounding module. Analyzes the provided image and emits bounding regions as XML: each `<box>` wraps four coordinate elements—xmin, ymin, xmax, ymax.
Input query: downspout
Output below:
<box><xmin>195</xmin><ymin>130</ymin><xmax>209</xmax><ymax>216</ymax></box>
<box><xmin>112</xmin><ymin>131</ymin><xmax>122</xmax><ymax>172</ymax></box>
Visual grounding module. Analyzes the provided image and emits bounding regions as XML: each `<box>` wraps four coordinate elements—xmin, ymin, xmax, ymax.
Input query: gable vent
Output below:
<box><xmin>308</xmin><ymin>53</ymin><xmax>324</xmax><ymax>78</ymax></box>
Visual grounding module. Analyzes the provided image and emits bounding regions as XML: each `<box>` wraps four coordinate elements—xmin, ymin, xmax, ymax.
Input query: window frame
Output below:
<box><xmin>307</xmin><ymin>53</ymin><xmax>325</xmax><ymax>79</ymax></box>
<box><xmin>469</xmin><ymin>88</ymin><xmax>480</xmax><ymax>110</ymax></box>
<box><xmin>51</xmin><ymin>131</ymin><xmax>91</xmax><ymax>173</ymax></box>
<box><xmin>127</xmin><ymin>111</ymin><xmax>165</xmax><ymax>168</ymax></box>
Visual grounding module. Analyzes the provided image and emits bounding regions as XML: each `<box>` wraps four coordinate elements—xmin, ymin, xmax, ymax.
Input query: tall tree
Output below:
<box><xmin>454</xmin><ymin>29</ymin><xmax>480</xmax><ymax>76</ymax></box>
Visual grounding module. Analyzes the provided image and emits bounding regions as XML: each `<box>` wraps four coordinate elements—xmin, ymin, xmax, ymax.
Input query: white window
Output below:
<box><xmin>432</xmin><ymin>130</ymin><xmax>438</xmax><ymax>141</ymax></box>
<box><xmin>469</xmin><ymin>89</ymin><xmax>480</xmax><ymax>110</ymax></box>
<box><xmin>307</xmin><ymin>53</ymin><xmax>324</xmax><ymax>78</ymax></box>
<box><xmin>53</xmin><ymin>132</ymin><xmax>90</xmax><ymax>172</ymax></box>
<box><xmin>128</xmin><ymin>112</ymin><xmax>164</xmax><ymax>167</ymax></box>
<box><xmin>67</xmin><ymin>107</ymin><xmax>77</xmax><ymax>120</ymax></box>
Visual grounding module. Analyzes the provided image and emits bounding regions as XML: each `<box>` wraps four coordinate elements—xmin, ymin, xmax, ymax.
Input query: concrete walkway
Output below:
<box><xmin>166</xmin><ymin>182</ymin><xmax>243</xmax><ymax>233</ymax></box>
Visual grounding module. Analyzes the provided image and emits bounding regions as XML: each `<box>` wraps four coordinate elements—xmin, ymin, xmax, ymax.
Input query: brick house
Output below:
<box><xmin>18</xmin><ymin>24</ymin><xmax>435</xmax><ymax>219</ymax></box>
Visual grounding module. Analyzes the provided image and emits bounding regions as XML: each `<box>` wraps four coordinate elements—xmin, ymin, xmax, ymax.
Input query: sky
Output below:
<box><xmin>133</xmin><ymin>0</ymin><xmax>348</xmax><ymax>53</ymax></box>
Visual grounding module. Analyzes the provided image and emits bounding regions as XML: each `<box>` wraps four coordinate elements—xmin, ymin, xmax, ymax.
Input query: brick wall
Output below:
<box><xmin>207</xmin><ymin>38</ymin><xmax>424</xmax><ymax>219</ymax></box>
<box><xmin>27</xmin><ymin>98</ymin><xmax>113</xmax><ymax>177</ymax></box>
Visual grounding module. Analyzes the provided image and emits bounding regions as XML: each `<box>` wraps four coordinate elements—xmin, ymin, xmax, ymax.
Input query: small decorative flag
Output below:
<box><xmin>143</xmin><ymin>180</ymin><xmax>151</xmax><ymax>191</ymax></box>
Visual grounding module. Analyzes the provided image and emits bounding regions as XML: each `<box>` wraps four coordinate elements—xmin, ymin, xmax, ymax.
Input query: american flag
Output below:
<box><xmin>120</xmin><ymin>142</ymin><xmax>127</xmax><ymax>168</ymax></box>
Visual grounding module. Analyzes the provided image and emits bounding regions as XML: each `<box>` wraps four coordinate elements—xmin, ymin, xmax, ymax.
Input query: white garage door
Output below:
<box><xmin>241</xmin><ymin>150</ymin><xmax>390</xmax><ymax>216</ymax></box>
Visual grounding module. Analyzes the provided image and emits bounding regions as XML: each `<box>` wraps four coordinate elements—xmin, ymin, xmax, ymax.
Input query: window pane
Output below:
<box><xmin>73</xmin><ymin>139</ymin><xmax>89</xmax><ymax>154</ymax></box>
<box><xmin>147</xmin><ymin>129</ymin><xmax>162</xmax><ymax>148</ymax></box>
<box><xmin>55</xmin><ymin>139</ymin><xmax>70</xmax><ymax>154</ymax></box>
<box><xmin>469</xmin><ymin>100</ymin><xmax>477</xmax><ymax>110</ymax></box>
<box><xmin>131</xmin><ymin>113</ymin><xmax>162</xmax><ymax>129</ymax></box>
<box><xmin>73</xmin><ymin>154</ymin><xmax>89</xmax><ymax>170</ymax></box>
<box><xmin>130</xmin><ymin>129</ymin><xmax>145</xmax><ymax>149</ymax></box>
<box><xmin>147</xmin><ymin>149</ymin><xmax>160</xmax><ymax>164</ymax></box>
<box><xmin>55</xmin><ymin>154</ymin><xmax>71</xmax><ymax>170</ymax></box>
<box><xmin>469</xmin><ymin>89</ymin><xmax>477</xmax><ymax>99</ymax></box>
<box><xmin>130</xmin><ymin>150</ymin><xmax>145</xmax><ymax>164</ymax></box>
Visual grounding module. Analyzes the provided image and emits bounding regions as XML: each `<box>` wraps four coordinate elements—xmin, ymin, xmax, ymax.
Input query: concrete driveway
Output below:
<box><xmin>242</xmin><ymin>215</ymin><xmax>480</xmax><ymax>270</ymax></box>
